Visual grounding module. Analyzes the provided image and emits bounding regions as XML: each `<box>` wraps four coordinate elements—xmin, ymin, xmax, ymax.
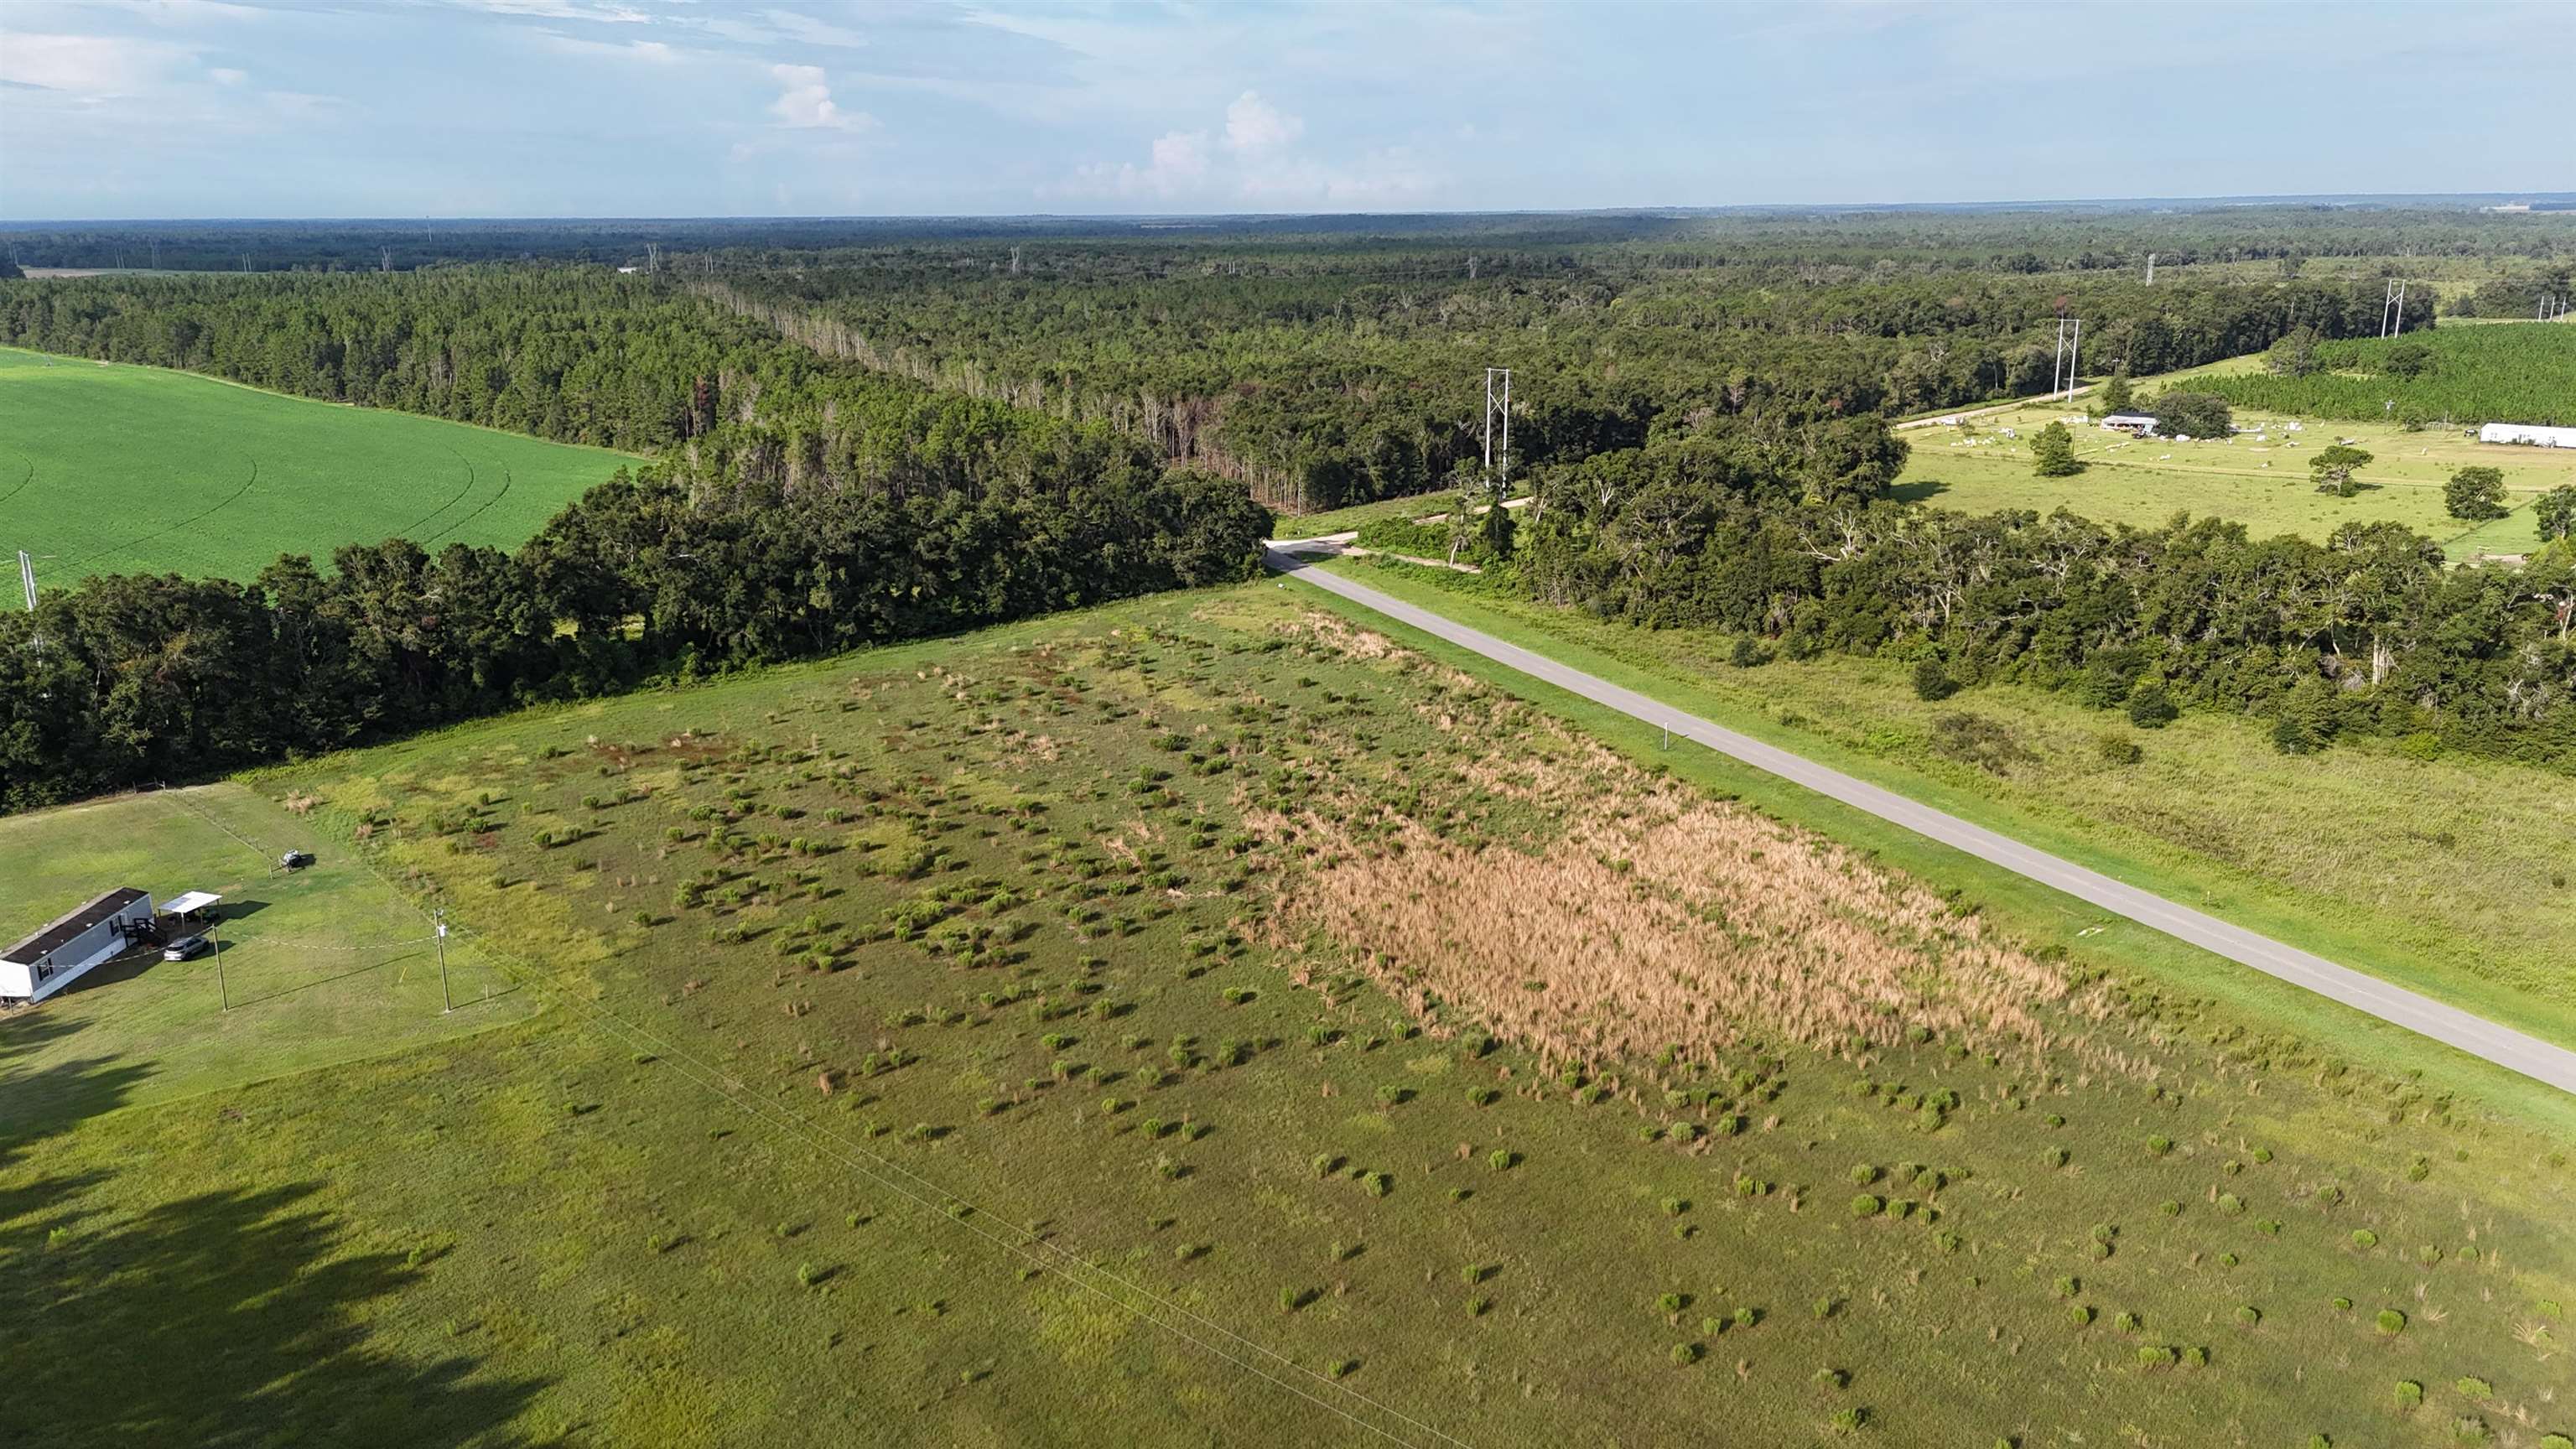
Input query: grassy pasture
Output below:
<box><xmin>1897</xmin><ymin>386</ymin><xmax>2576</xmax><ymax>560</ymax></box>
<box><xmin>1273</xmin><ymin>488</ymin><xmax>1456</xmax><ymax>537</ymax></box>
<box><xmin>3</xmin><ymin>584</ymin><xmax>2569</xmax><ymax>1446</ymax></box>
<box><xmin>0</xmin><ymin>783</ymin><xmax>530</xmax><ymax>1128</ymax></box>
<box><xmin>0</xmin><ymin>346</ymin><xmax>630</xmax><ymax>582</ymax></box>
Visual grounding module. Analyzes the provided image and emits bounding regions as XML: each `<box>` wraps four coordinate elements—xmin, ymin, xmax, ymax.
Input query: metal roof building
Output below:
<box><xmin>2</xmin><ymin>888</ymin><xmax>156</xmax><ymax>1005</ymax></box>
<box><xmin>2479</xmin><ymin>422</ymin><xmax>2576</xmax><ymax>449</ymax></box>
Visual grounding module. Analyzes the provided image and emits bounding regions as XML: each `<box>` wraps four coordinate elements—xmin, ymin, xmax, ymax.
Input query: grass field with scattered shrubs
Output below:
<box><xmin>2</xmin><ymin>582</ymin><xmax>2568</xmax><ymax>1446</ymax></box>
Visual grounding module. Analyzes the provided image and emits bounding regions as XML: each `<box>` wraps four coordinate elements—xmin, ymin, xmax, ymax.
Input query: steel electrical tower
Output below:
<box><xmin>2049</xmin><ymin>319</ymin><xmax>2082</xmax><ymax>402</ymax></box>
<box><xmin>1483</xmin><ymin>367</ymin><xmax>1513</xmax><ymax>491</ymax></box>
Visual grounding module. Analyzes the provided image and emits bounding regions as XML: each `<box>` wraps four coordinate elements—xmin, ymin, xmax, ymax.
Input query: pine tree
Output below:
<box><xmin>2031</xmin><ymin>421</ymin><xmax>2083</xmax><ymax>477</ymax></box>
<box><xmin>2096</xmin><ymin>366</ymin><xmax>2133</xmax><ymax>415</ymax></box>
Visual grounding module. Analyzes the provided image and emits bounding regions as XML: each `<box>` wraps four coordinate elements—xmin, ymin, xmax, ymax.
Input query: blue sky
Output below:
<box><xmin>0</xmin><ymin>1</ymin><xmax>2563</xmax><ymax>220</ymax></box>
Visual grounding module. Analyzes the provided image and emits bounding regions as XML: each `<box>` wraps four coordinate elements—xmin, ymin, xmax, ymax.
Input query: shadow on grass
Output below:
<box><xmin>0</xmin><ymin>1009</ymin><xmax>155</xmax><ymax>1144</ymax></box>
<box><xmin>1888</xmin><ymin>480</ymin><xmax>1951</xmax><ymax>504</ymax></box>
<box><xmin>0</xmin><ymin>1044</ymin><xmax>547</xmax><ymax>1446</ymax></box>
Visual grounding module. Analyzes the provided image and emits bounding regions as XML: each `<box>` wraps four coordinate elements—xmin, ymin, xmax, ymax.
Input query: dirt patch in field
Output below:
<box><xmin>1257</xmin><ymin>621</ymin><xmax>2115</xmax><ymax>1076</ymax></box>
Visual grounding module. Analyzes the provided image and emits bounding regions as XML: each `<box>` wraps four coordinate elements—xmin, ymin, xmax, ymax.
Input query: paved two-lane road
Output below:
<box><xmin>1266</xmin><ymin>543</ymin><xmax>2576</xmax><ymax>1098</ymax></box>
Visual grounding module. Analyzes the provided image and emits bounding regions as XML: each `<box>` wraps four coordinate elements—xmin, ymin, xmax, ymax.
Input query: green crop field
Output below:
<box><xmin>1897</xmin><ymin>366</ymin><xmax>2576</xmax><ymax>561</ymax></box>
<box><xmin>2198</xmin><ymin>322</ymin><xmax>2576</xmax><ymax>427</ymax></box>
<box><xmin>0</xmin><ymin>346</ymin><xmax>632</xmax><ymax>582</ymax></box>
<box><xmin>3</xmin><ymin>584</ymin><xmax>2568</xmax><ymax>1446</ymax></box>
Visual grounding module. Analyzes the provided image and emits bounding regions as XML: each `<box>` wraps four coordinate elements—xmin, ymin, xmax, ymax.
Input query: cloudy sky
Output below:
<box><xmin>0</xmin><ymin>0</ymin><xmax>2562</xmax><ymax>220</ymax></box>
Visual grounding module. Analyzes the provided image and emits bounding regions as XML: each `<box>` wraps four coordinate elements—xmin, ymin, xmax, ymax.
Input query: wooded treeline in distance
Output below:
<box><xmin>0</xmin><ymin>268</ymin><xmax>1271</xmax><ymax>808</ymax></box>
<box><xmin>6</xmin><ymin>201</ymin><xmax>2570</xmax><ymax>273</ymax></box>
<box><xmin>1501</xmin><ymin>441</ymin><xmax>2576</xmax><ymax>766</ymax></box>
<box><xmin>3</xmin><ymin>207</ymin><xmax>2573</xmax><ymax>808</ymax></box>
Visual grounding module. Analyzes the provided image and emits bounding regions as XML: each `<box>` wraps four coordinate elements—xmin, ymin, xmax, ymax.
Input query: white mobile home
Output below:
<box><xmin>2479</xmin><ymin>422</ymin><xmax>2576</xmax><ymax>449</ymax></box>
<box><xmin>1</xmin><ymin>888</ymin><xmax>156</xmax><ymax>1004</ymax></box>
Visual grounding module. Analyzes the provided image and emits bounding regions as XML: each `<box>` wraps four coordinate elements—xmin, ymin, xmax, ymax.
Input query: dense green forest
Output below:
<box><xmin>5</xmin><ymin>201</ymin><xmax>2570</xmax><ymax>273</ymax></box>
<box><xmin>710</xmin><ymin>263</ymin><xmax>2429</xmax><ymax>510</ymax></box>
<box><xmin>0</xmin><ymin>268</ymin><xmax>1270</xmax><ymax>808</ymax></box>
<box><xmin>3</xmin><ymin>252</ymin><xmax>2439</xmax><ymax>516</ymax></box>
<box><xmin>2195</xmin><ymin>324</ymin><xmax>2576</xmax><ymax>426</ymax></box>
<box><xmin>1494</xmin><ymin>437</ymin><xmax>2576</xmax><ymax>766</ymax></box>
<box><xmin>6</xmin><ymin>208</ymin><xmax>2574</xmax><ymax>806</ymax></box>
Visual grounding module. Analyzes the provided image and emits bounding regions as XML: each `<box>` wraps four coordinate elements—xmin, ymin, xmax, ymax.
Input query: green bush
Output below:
<box><xmin>1911</xmin><ymin>659</ymin><xmax>1959</xmax><ymax>702</ymax></box>
<box><xmin>1848</xmin><ymin>1193</ymin><xmax>1884</xmax><ymax>1218</ymax></box>
<box><xmin>2125</xmin><ymin>682</ymin><xmax>2179</xmax><ymax>730</ymax></box>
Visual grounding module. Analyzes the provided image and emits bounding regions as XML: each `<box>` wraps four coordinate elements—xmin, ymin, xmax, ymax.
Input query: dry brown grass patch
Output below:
<box><xmin>1257</xmin><ymin>625</ymin><xmax>2111</xmax><ymax>1076</ymax></box>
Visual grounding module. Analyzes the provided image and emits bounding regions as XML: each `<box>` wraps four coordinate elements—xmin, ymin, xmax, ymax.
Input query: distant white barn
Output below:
<box><xmin>2101</xmin><ymin>412</ymin><xmax>2160</xmax><ymax>437</ymax></box>
<box><xmin>2</xmin><ymin>889</ymin><xmax>156</xmax><ymax>1005</ymax></box>
<box><xmin>2480</xmin><ymin>422</ymin><xmax>2576</xmax><ymax>449</ymax></box>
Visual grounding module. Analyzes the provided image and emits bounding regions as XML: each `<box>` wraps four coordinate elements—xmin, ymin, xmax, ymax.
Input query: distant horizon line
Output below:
<box><xmin>7</xmin><ymin>190</ymin><xmax>2576</xmax><ymax>228</ymax></box>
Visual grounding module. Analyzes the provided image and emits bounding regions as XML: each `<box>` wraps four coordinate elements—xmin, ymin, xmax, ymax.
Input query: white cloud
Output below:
<box><xmin>768</xmin><ymin>62</ymin><xmax>874</xmax><ymax>132</ymax></box>
<box><xmin>533</xmin><ymin>30</ymin><xmax>679</xmax><ymax>64</ymax></box>
<box><xmin>451</xmin><ymin>0</ymin><xmax>651</xmax><ymax>23</ymax></box>
<box><xmin>0</xmin><ymin>33</ymin><xmax>188</xmax><ymax>96</ymax></box>
<box><xmin>1223</xmin><ymin>90</ymin><xmax>1299</xmax><ymax>153</ymax></box>
<box><xmin>761</xmin><ymin>7</ymin><xmax>866</xmax><ymax>49</ymax></box>
<box><xmin>208</xmin><ymin>65</ymin><xmax>247</xmax><ymax>85</ymax></box>
<box><xmin>1058</xmin><ymin>127</ymin><xmax>1212</xmax><ymax>200</ymax></box>
<box><xmin>1057</xmin><ymin>91</ymin><xmax>1441</xmax><ymax>210</ymax></box>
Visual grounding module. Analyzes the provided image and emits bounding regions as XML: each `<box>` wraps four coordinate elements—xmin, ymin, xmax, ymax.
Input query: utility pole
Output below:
<box><xmin>1483</xmin><ymin>366</ymin><xmax>1513</xmax><ymax>493</ymax></box>
<box><xmin>380</xmin><ymin>247</ymin><xmax>392</xmax><ymax>273</ymax></box>
<box><xmin>213</xmin><ymin>921</ymin><xmax>228</xmax><ymax>1011</ymax></box>
<box><xmin>2144</xmin><ymin>252</ymin><xmax>2155</xmax><ymax>286</ymax></box>
<box><xmin>434</xmin><ymin>906</ymin><xmax>453</xmax><ymax>1012</ymax></box>
<box><xmin>18</xmin><ymin>552</ymin><xmax>35</xmax><ymax>612</ymax></box>
<box><xmin>2391</xmin><ymin>279</ymin><xmax>2407</xmax><ymax>337</ymax></box>
<box><xmin>2066</xmin><ymin>317</ymin><xmax>2080</xmax><ymax>402</ymax></box>
<box><xmin>2050</xmin><ymin>318</ymin><xmax>2082</xmax><ymax>402</ymax></box>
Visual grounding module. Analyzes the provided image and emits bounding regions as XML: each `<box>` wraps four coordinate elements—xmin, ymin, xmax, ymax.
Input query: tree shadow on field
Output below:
<box><xmin>0</xmin><ymin>1174</ymin><xmax>548</xmax><ymax>1447</ymax></box>
<box><xmin>0</xmin><ymin>1042</ymin><xmax>546</xmax><ymax>1447</ymax></box>
<box><xmin>1888</xmin><ymin>479</ymin><xmax>1950</xmax><ymax>504</ymax></box>
<box><xmin>0</xmin><ymin>1009</ymin><xmax>153</xmax><ymax>1142</ymax></box>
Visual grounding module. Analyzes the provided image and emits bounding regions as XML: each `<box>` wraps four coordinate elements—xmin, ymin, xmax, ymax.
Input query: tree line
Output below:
<box><xmin>708</xmin><ymin>258</ymin><xmax>2434</xmax><ymax>513</ymax></box>
<box><xmin>1504</xmin><ymin>431</ymin><xmax>2576</xmax><ymax>767</ymax></box>
<box><xmin>0</xmin><ymin>268</ymin><xmax>1271</xmax><ymax>810</ymax></box>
